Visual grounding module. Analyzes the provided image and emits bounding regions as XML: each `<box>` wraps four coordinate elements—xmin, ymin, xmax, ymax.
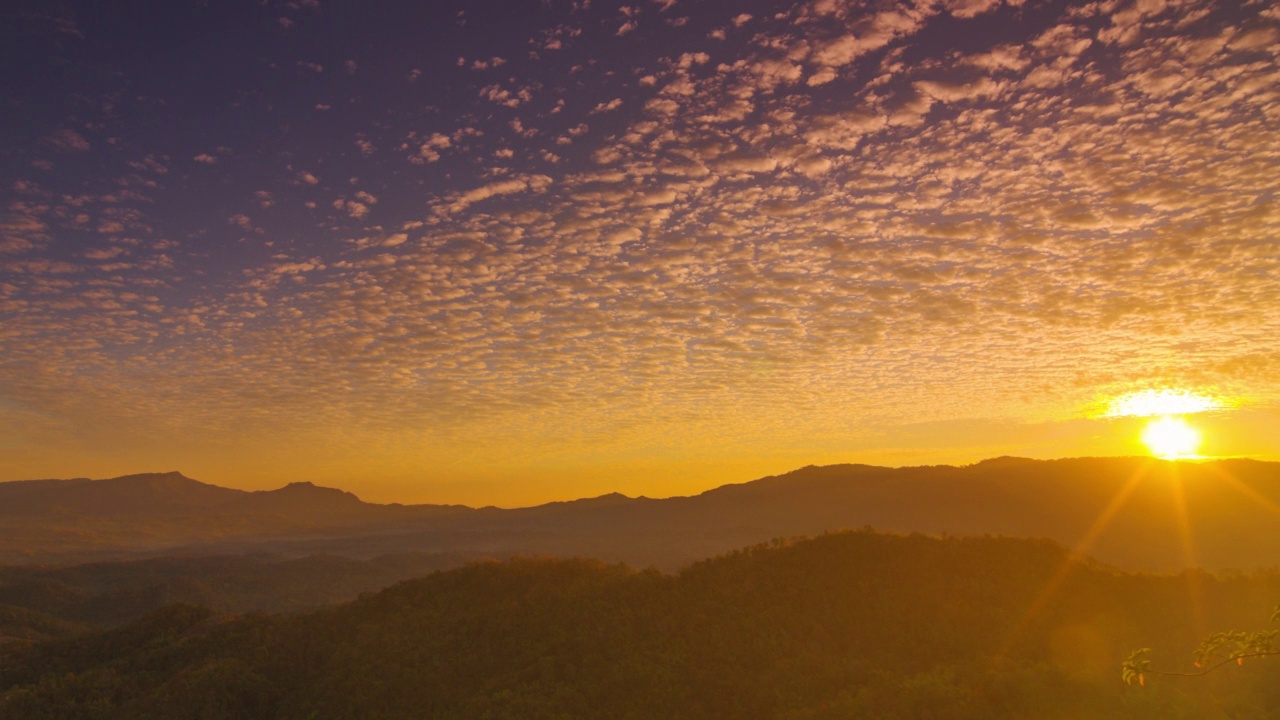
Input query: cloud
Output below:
<box><xmin>749</xmin><ymin>57</ymin><xmax>804</xmax><ymax>90</ymax></box>
<box><xmin>480</xmin><ymin>83</ymin><xmax>531</xmax><ymax>107</ymax></box>
<box><xmin>416</xmin><ymin>133</ymin><xmax>453</xmax><ymax>163</ymax></box>
<box><xmin>941</xmin><ymin>0</ymin><xmax>1001</xmax><ymax>19</ymax></box>
<box><xmin>0</xmin><ymin>204</ymin><xmax>50</xmax><ymax>253</ymax></box>
<box><xmin>965</xmin><ymin>44</ymin><xmax>1028</xmax><ymax>72</ymax></box>
<box><xmin>914</xmin><ymin>75</ymin><xmax>1001</xmax><ymax>103</ymax></box>
<box><xmin>591</xmin><ymin>98</ymin><xmax>623</xmax><ymax>113</ymax></box>
<box><xmin>270</xmin><ymin>258</ymin><xmax>325</xmax><ymax>276</ymax></box>
<box><xmin>1230</xmin><ymin>26</ymin><xmax>1278</xmax><ymax>51</ymax></box>
<box><xmin>712</xmin><ymin>153</ymin><xmax>778</xmax><ymax>174</ymax></box>
<box><xmin>803</xmin><ymin>109</ymin><xmax>884</xmax><ymax>149</ymax></box>
<box><xmin>45</xmin><ymin>128</ymin><xmax>90</xmax><ymax>152</ymax></box>
<box><xmin>806</xmin><ymin>68</ymin><xmax>838</xmax><ymax>86</ymax></box>
<box><xmin>334</xmin><ymin>198</ymin><xmax>372</xmax><ymax>218</ymax></box>
<box><xmin>645</xmin><ymin>97</ymin><xmax>681</xmax><ymax>116</ymax></box>
<box><xmin>85</xmin><ymin>246</ymin><xmax>125</xmax><ymax>260</ymax></box>
<box><xmin>5</xmin><ymin>0</ymin><xmax>1280</xmax><ymax>495</ymax></box>
<box><xmin>441</xmin><ymin>175</ymin><xmax>554</xmax><ymax>215</ymax></box>
<box><xmin>794</xmin><ymin>156</ymin><xmax>832</xmax><ymax>177</ymax></box>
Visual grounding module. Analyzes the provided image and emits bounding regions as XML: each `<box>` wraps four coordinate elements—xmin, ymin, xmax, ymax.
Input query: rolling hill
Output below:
<box><xmin>3</xmin><ymin>531</ymin><xmax>1277</xmax><ymax>719</ymax></box>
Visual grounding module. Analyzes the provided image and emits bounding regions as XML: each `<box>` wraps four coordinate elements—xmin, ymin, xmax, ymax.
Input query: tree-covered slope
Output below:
<box><xmin>2</xmin><ymin>531</ymin><xmax>1277</xmax><ymax>719</ymax></box>
<box><xmin>0</xmin><ymin>552</ymin><xmax>468</xmax><ymax>638</ymax></box>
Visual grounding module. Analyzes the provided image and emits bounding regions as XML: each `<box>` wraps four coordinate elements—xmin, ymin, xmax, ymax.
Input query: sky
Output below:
<box><xmin>1</xmin><ymin>0</ymin><xmax>1277</xmax><ymax>506</ymax></box>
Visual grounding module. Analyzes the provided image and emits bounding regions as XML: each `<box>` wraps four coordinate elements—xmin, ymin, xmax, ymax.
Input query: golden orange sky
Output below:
<box><xmin>2</xmin><ymin>0</ymin><xmax>1278</xmax><ymax>506</ymax></box>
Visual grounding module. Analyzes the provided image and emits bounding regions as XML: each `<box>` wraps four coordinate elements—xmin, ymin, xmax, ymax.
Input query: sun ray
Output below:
<box><xmin>997</xmin><ymin>460</ymin><xmax>1151</xmax><ymax>658</ymax></box>
<box><xmin>1166</xmin><ymin>463</ymin><xmax>1207</xmax><ymax>638</ymax></box>
<box><xmin>1200</xmin><ymin>463</ymin><xmax>1280</xmax><ymax>517</ymax></box>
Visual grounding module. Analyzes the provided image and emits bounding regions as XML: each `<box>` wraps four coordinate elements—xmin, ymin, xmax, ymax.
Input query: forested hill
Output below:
<box><xmin>0</xmin><ymin>552</ymin><xmax>469</xmax><ymax>647</ymax></box>
<box><xmin>4</xmin><ymin>457</ymin><xmax>1280</xmax><ymax>572</ymax></box>
<box><xmin>2</xmin><ymin>531</ymin><xmax>1277</xmax><ymax>719</ymax></box>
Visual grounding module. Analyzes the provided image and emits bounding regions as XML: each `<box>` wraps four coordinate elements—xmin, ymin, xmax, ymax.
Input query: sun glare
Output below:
<box><xmin>1104</xmin><ymin>389</ymin><xmax>1224</xmax><ymax>418</ymax></box>
<box><xmin>1140</xmin><ymin>416</ymin><xmax>1201</xmax><ymax>459</ymax></box>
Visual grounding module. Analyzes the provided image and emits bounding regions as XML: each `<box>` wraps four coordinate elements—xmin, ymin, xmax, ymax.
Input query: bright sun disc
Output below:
<box><xmin>1141</xmin><ymin>416</ymin><xmax>1201</xmax><ymax>459</ymax></box>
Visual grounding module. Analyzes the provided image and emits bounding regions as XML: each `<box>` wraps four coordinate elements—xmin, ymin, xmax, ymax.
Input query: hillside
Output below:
<box><xmin>0</xmin><ymin>552</ymin><xmax>470</xmax><ymax>650</ymax></box>
<box><xmin>2</xmin><ymin>531</ymin><xmax>1277</xmax><ymax>719</ymax></box>
<box><xmin>3</xmin><ymin>457</ymin><xmax>1278</xmax><ymax>572</ymax></box>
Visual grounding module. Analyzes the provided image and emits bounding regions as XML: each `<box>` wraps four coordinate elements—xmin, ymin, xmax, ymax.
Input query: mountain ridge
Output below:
<box><xmin>3</xmin><ymin>456</ymin><xmax>1279</xmax><ymax>572</ymax></box>
<box><xmin>5</xmin><ymin>454</ymin><xmax>1246</xmax><ymax>511</ymax></box>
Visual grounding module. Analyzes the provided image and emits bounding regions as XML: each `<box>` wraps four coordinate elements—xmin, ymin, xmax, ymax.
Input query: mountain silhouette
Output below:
<box><xmin>0</xmin><ymin>472</ymin><xmax>241</xmax><ymax>518</ymax></box>
<box><xmin>2</xmin><ymin>457</ymin><xmax>1277</xmax><ymax>571</ymax></box>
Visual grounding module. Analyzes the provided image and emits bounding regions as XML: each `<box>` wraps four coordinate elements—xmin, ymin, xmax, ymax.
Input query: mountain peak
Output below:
<box><xmin>271</xmin><ymin>481</ymin><xmax>357</xmax><ymax>499</ymax></box>
<box><xmin>969</xmin><ymin>456</ymin><xmax>1035</xmax><ymax>467</ymax></box>
<box><xmin>238</xmin><ymin>481</ymin><xmax>366</xmax><ymax>511</ymax></box>
<box><xmin>107</xmin><ymin>471</ymin><xmax>196</xmax><ymax>483</ymax></box>
<box><xmin>577</xmin><ymin>491</ymin><xmax>633</xmax><ymax>506</ymax></box>
<box><xmin>0</xmin><ymin>470</ymin><xmax>243</xmax><ymax>520</ymax></box>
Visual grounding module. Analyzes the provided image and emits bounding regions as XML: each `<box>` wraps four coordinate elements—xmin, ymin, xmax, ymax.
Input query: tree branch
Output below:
<box><xmin>1147</xmin><ymin>650</ymin><xmax>1280</xmax><ymax>678</ymax></box>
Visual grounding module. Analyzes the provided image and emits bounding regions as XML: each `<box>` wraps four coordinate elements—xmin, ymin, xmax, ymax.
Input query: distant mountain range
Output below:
<box><xmin>3</xmin><ymin>457</ymin><xmax>1278</xmax><ymax>571</ymax></box>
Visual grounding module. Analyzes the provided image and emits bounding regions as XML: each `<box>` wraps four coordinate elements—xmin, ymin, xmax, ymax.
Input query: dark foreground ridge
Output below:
<box><xmin>2</xmin><ymin>457</ymin><xmax>1279</xmax><ymax>572</ymax></box>
<box><xmin>1</xmin><ymin>531</ymin><xmax>1277</xmax><ymax>719</ymax></box>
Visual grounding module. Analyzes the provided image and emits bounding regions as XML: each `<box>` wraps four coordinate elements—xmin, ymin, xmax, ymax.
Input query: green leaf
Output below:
<box><xmin>1122</xmin><ymin>649</ymin><xmax>1151</xmax><ymax>686</ymax></box>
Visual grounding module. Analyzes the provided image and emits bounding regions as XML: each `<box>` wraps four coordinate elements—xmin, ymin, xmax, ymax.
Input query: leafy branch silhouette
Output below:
<box><xmin>1122</xmin><ymin>604</ymin><xmax>1280</xmax><ymax>686</ymax></box>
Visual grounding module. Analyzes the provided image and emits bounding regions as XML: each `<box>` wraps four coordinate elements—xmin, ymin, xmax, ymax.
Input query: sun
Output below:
<box><xmin>1140</xmin><ymin>416</ymin><xmax>1201</xmax><ymax>459</ymax></box>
